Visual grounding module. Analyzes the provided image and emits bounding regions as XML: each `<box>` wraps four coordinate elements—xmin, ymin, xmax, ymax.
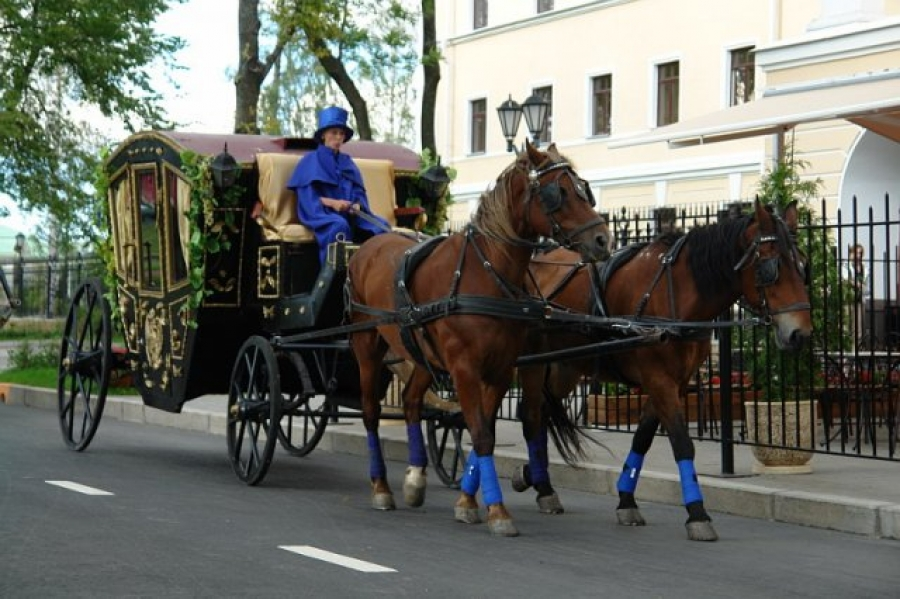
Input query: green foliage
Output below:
<box><xmin>414</xmin><ymin>148</ymin><xmax>456</xmax><ymax>235</ymax></box>
<box><xmin>0</xmin><ymin>0</ymin><xmax>185</xmax><ymax>246</ymax></box>
<box><xmin>179</xmin><ymin>151</ymin><xmax>243</xmax><ymax>324</ymax></box>
<box><xmin>7</xmin><ymin>341</ymin><xmax>58</xmax><ymax>370</ymax></box>
<box><xmin>742</xmin><ymin>137</ymin><xmax>852</xmax><ymax>399</ymax></box>
<box><xmin>266</xmin><ymin>0</ymin><xmax>418</xmax><ymax>143</ymax></box>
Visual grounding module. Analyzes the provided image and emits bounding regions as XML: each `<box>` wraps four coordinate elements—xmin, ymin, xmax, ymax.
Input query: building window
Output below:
<box><xmin>474</xmin><ymin>0</ymin><xmax>488</xmax><ymax>29</ymax></box>
<box><xmin>470</xmin><ymin>98</ymin><xmax>486</xmax><ymax>154</ymax></box>
<box><xmin>591</xmin><ymin>75</ymin><xmax>612</xmax><ymax>136</ymax></box>
<box><xmin>537</xmin><ymin>0</ymin><xmax>554</xmax><ymax>13</ymax></box>
<box><xmin>656</xmin><ymin>61</ymin><xmax>679</xmax><ymax>127</ymax></box>
<box><xmin>730</xmin><ymin>47</ymin><xmax>755</xmax><ymax>106</ymax></box>
<box><xmin>532</xmin><ymin>86</ymin><xmax>552</xmax><ymax>144</ymax></box>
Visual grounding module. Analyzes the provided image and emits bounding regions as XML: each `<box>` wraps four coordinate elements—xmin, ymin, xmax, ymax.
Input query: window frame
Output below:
<box><xmin>729</xmin><ymin>46</ymin><xmax>755</xmax><ymax>106</ymax></box>
<box><xmin>537</xmin><ymin>0</ymin><xmax>554</xmax><ymax>14</ymax></box>
<box><xmin>531</xmin><ymin>85</ymin><xmax>553</xmax><ymax>145</ymax></box>
<box><xmin>474</xmin><ymin>0</ymin><xmax>488</xmax><ymax>29</ymax></box>
<box><xmin>591</xmin><ymin>74</ymin><xmax>613</xmax><ymax>137</ymax></box>
<box><xmin>656</xmin><ymin>61</ymin><xmax>680</xmax><ymax>127</ymax></box>
<box><xmin>470</xmin><ymin>97</ymin><xmax>487</xmax><ymax>154</ymax></box>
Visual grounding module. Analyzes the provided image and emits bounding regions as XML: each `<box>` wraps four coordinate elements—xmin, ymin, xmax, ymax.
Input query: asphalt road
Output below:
<box><xmin>1</xmin><ymin>402</ymin><xmax>898</xmax><ymax>599</ymax></box>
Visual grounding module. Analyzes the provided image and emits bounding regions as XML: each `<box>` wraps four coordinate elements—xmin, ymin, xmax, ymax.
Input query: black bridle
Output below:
<box><xmin>522</xmin><ymin>160</ymin><xmax>605</xmax><ymax>252</ymax></box>
<box><xmin>733</xmin><ymin>222</ymin><xmax>811</xmax><ymax>322</ymax></box>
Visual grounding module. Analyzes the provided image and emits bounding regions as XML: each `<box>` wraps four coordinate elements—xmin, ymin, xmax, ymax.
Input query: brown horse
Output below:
<box><xmin>346</xmin><ymin>141</ymin><xmax>610</xmax><ymax>536</ymax></box>
<box><xmin>515</xmin><ymin>199</ymin><xmax>812</xmax><ymax>541</ymax></box>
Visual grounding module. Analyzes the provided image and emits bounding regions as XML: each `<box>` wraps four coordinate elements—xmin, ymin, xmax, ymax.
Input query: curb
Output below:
<box><xmin>3</xmin><ymin>384</ymin><xmax>898</xmax><ymax>540</ymax></box>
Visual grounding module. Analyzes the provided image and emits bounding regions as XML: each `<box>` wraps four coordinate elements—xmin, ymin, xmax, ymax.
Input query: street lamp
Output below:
<box><xmin>496</xmin><ymin>93</ymin><xmax>549</xmax><ymax>152</ymax></box>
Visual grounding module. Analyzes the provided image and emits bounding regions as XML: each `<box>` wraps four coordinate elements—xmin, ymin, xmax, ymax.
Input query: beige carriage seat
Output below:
<box><xmin>255</xmin><ymin>152</ymin><xmax>399</xmax><ymax>243</ymax></box>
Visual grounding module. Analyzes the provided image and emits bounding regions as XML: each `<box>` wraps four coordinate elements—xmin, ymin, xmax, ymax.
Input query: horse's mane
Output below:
<box><xmin>471</xmin><ymin>149</ymin><xmax>575</xmax><ymax>253</ymax></box>
<box><xmin>681</xmin><ymin>216</ymin><xmax>752</xmax><ymax>298</ymax></box>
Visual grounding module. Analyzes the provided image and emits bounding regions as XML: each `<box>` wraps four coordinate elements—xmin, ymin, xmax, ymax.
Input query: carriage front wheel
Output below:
<box><xmin>426</xmin><ymin>411</ymin><xmax>467</xmax><ymax>488</ymax></box>
<box><xmin>57</xmin><ymin>279</ymin><xmax>112</xmax><ymax>451</ymax></box>
<box><xmin>227</xmin><ymin>336</ymin><xmax>282</xmax><ymax>485</ymax></box>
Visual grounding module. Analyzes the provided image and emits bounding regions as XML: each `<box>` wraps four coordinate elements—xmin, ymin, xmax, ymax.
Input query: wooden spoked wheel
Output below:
<box><xmin>277</xmin><ymin>352</ymin><xmax>329</xmax><ymax>457</ymax></box>
<box><xmin>227</xmin><ymin>336</ymin><xmax>282</xmax><ymax>485</ymax></box>
<box><xmin>57</xmin><ymin>279</ymin><xmax>112</xmax><ymax>451</ymax></box>
<box><xmin>426</xmin><ymin>411</ymin><xmax>467</xmax><ymax>489</ymax></box>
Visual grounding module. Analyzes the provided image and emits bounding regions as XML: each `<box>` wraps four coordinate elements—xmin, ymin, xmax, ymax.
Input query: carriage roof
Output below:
<box><xmin>105</xmin><ymin>130</ymin><xmax>421</xmax><ymax>173</ymax></box>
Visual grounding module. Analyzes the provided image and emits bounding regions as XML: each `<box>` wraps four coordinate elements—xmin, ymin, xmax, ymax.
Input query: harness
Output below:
<box><xmin>347</xmin><ymin>156</ymin><xmax>601</xmax><ymax>371</ymax></box>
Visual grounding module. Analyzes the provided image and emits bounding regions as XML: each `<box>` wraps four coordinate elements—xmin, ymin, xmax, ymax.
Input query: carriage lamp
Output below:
<box><xmin>210</xmin><ymin>144</ymin><xmax>238</xmax><ymax>190</ymax></box>
<box><xmin>496</xmin><ymin>95</ymin><xmax>523</xmax><ymax>153</ymax></box>
<box><xmin>419</xmin><ymin>164</ymin><xmax>451</xmax><ymax>202</ymax></box>
<box><xmin>14</xmin><ymin>232</ymin><xmax>25</xmax><ymax>255</ymax></box>
<box><xmin>496</xmin><ymin>93</ymin><xmax>549</xmax><ymax>152</ymax></box>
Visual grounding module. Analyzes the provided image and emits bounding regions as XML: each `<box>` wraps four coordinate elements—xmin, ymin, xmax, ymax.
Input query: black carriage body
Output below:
<box><xmin>104</xmin><ymin>131</ymin><xmax>420</xmax><ymax>412</ymax></box>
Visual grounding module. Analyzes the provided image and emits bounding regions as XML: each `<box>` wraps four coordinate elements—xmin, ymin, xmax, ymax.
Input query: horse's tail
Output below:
<box><xmin>543</xmin><ymin>382</ymin><xmax>589</xmax><ymax>466</ymax></box>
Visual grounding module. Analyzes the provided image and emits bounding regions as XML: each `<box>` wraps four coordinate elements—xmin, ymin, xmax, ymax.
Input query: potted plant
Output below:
<box><xmin>740</xmin><ymin>136</ymin><xmax>852</xmax><ymax>473</ymax></box>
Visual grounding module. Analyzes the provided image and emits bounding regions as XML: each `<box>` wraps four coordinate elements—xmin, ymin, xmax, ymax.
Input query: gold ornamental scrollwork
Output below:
<box><xmin>143</xmin><ymin>304</ymin><xmax>167</xmax><ymax>370</ymax></box>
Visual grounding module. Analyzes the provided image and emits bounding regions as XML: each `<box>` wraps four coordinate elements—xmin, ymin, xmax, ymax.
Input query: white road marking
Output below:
<box><xmin>278</xmin><ymin>545</ymin><xmax>396</xmax><ymax>573</ymax></box>
<box><xmin>45</xmin><ymin>481</ymin><xmax>114</xmax><ymax>496</ymax></box>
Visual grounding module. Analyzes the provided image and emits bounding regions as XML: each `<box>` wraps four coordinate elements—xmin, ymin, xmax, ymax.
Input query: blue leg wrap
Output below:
<box><xmin>460</xmin><ymin>451</ymin><xmax>480</xmax><ymax>496</ymax></box>
<box><xmin>367</xmin><ymin>431</ymin><xmax>386</xmax><ymax>479</ymax></box>
<box><xmin>477</xmin><ymin>456</ymin><xmax>503</xmax><ymax>506</ymax></box>
<box><xmin>406</xmin><ymin>423</ymin><xmax>427</xmax><ymax>467</ymax></box>
<box><xmin>616</xmin><ymin>451</ymin><xmax>645</xmax><ymax>494</ymax></box>
<box><xmin>527</xmin><ymin>437</ymin><xmax>549</xmax><ymax>485</ymax></box>
<box><xmin>677</xmin><ymin>459</ymin><xmax>703</xmax><ymax>505</ymax></box>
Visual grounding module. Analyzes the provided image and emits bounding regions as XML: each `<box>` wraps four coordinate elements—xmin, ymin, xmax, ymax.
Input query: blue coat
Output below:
<box><xmin>287</xmin><ymin>145</ymin><xmax>389</xmax><ymax>264</ymax></box>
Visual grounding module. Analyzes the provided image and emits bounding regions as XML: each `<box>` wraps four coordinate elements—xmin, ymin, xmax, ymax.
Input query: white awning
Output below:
<box><xmin>609</xmin><ymin>74</ymin><xmax>900</xmax><ymax>149</ymax></box>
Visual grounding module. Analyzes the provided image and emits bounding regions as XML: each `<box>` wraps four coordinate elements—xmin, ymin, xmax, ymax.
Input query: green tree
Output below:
<box><xmin>0</xmin><ymin>0</ymin><xmax>185</xmax><ymax>245</ymax></box>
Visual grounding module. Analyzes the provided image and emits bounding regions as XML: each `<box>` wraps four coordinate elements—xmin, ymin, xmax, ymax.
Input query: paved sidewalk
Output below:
<box><xmin>2</xmin><ymin>384</ymin><xmax>899</xmax><ymax>540</ymax></box>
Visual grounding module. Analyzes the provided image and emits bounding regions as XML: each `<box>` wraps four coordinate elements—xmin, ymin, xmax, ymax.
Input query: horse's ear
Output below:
<box><xmin>525</xmin><ymin>139</ymin><xmax>544</xmax><ymax>166</ymax></box>
<box><xmin>754</xmin><ymin>197</ymin><xmax>775</xmax><ymax>231</ymax></box>
<box><xmin>781</xmin><ymin>200</ymin><xmax>800</xmax><ymax>235</ymax></box>
<box><xmin>545</xmin><ymin>142</ymin><xmax>561</xmax><ymax>161</ymax></box>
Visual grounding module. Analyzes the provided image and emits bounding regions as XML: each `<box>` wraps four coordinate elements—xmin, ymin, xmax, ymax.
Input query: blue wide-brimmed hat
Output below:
<box><xmin>314</xmin><ymin>106</ymin><xmax>354</xmax><ymax>142</ymax></box>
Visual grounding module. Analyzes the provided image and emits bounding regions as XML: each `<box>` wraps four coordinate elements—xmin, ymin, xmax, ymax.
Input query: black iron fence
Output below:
<box><xmin>0</xmin><ymin>253</ymin><xmax>104</xmax><ymax>319</ymax></box>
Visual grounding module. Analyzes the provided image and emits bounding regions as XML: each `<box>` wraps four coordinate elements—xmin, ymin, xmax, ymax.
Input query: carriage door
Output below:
<box><xmin>110</xmin><ymin>156</ymin><xmax>194</xmax><ymax>411</ymax></box>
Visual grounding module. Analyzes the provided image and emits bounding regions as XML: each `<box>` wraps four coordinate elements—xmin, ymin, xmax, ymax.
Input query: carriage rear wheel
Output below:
<box><xmin>227</xmin><ymin>336</ymin><xmax>282</xmax><ymax>485</ymax></box>
<box><xmin>57</xmin><ymin>279</ymin><xmax>112</xmax><ymax>451</ymax></box>
<box><xmin>426</xmin><ymin>411</ymin><xmax>467</xmax><ymax>489</ymax></box>
<box><xmin>277</xmin><ymin>353</ymin><xmax>329</xmax><ymax>457</ymax></box>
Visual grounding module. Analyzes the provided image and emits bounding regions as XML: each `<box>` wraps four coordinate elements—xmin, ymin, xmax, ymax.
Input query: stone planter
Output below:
<box><xmin>744</xmin><ymin>400</ymin><xmax>815</xmax><ymax>474</ymax></box>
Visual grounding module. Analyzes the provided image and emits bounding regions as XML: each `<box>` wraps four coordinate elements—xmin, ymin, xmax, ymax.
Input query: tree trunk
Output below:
<box><xmin>234</xmin><ymin>0</ymin><xmax>294</xmax><ymax>134</ymax></box>
<box><xmin>305</xmin><ymin>32</ymin><xmax>372</xmax><ymax>140</ymax></box>
<box><xmin>420</xmin><ymin>0</ymin><xmax>440</xmax><ymax>157</ymax></box>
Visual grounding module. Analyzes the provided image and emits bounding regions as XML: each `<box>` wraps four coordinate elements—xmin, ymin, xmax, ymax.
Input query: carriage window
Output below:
<box><xmin>166</xmin><ymin>170</ymin><xmax>189</xmax><ymax>284</ymax></box>
<box><xmin>474</xmin><ymin>0</ymin><xmax>487</xmax><ymax>29</ymax></box>
<box><xmin>110</xmin><ymin>177</ymin><xmax>138</xmax><ymax>281</ymax></box>
<box><xmin>532</xmin><ymin>86</ymin><xmax>552</xmax><ymax>145</ymax></box>
<box><xmin>592</xmin><ymin>74</ymin><xmax>612</xmax><ymax>136</ymax></box>
<box><xmin>730</xmin><ymin>47</ymin><xmax>755</xmax><ymax>106</ymax></box>
<box><xmin>537</xmin><ymin>0</ymin><xmax>553</xmax><ymax>14</ymax></box>
<box><xmin>470</xmin><ymin>98</ymin><xmax>486</xmax><ymax>154</ymax></box>
<box><xmin>136</xmin><ymin>169</ymin><xmax>162</xmax><ymax>290</ymax></box>
<box><xmin>656</xmin><ymin>61</ymin><xmax>679</xmax><ymax>127</ymax></box>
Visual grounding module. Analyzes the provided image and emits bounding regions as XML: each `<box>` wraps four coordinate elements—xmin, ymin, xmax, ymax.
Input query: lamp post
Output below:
<box><xmin>496</xmin><ymin>93</ymin><xmax>549</xmax><ymax>152</ymax></box>
<box><xmin>12</xmin><ymin>232</ymin><xmax>24</xmax><ymax>305</ymax></box>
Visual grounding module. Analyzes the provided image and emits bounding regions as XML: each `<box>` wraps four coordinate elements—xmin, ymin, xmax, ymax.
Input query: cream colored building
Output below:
<box><xmin>435</xmin><ymin>0</ymin><xmax>900</xmax><ymax>231</ymax></box>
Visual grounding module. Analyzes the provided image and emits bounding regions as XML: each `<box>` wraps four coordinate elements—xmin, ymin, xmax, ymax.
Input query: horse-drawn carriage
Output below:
<box><xmin>58</xmin><ymin>130</ymin><xmax>447</xmax><ymax>478</ymax></box>
<box><xmin>57</xmin><ymin>128</ymin><xmax>812</xmax><ymax>539</ymax></box>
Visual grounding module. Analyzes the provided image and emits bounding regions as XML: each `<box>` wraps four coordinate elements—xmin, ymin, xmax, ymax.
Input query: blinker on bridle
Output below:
<box><xmin>524</xmin><ymin>161</ymin><xmax>602</xmax><ymax>251</ymax></box>
<box><xmin>733</xmin><ymin>230</ymin><xmax>810</xmax><ymax>320</ymax></box>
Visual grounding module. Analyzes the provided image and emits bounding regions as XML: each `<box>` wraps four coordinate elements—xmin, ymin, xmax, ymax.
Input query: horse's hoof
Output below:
<box><xmin>510</xmin><ymin>465</ymin><xmax>529</xmax><ymax>492</ymax></box>
<box><xmin>686</xmin><ymin>520</ymin><xmax>718</xmax><ymax>542</ymax></box>
<box><xmin>403</xmin><ymin>466</ymin><xmax>427</xmax><ymax>508</ymax></box>
<box><xmin>537</xmin><ymin>493</ymin><xmax>564</xmax><ymax>514</ymax></box>
<box><xmin>616</xmin><ymin>507</ymin><xmax>646</xmax><ymax>526</ymax></box>
<box><xmin>488</xmin><ymin>518</ymin><xmax>520</xmax><ymax>537</ymax></box>
<box><xmin>454</xmin><ymin>506</ymin><xmax>482</xmax><ymax>524</ymax></box>
<box><xmin>371</xmin><ymin>492</ymin><xmax>396</xmax><ymax>511</ymax></box>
